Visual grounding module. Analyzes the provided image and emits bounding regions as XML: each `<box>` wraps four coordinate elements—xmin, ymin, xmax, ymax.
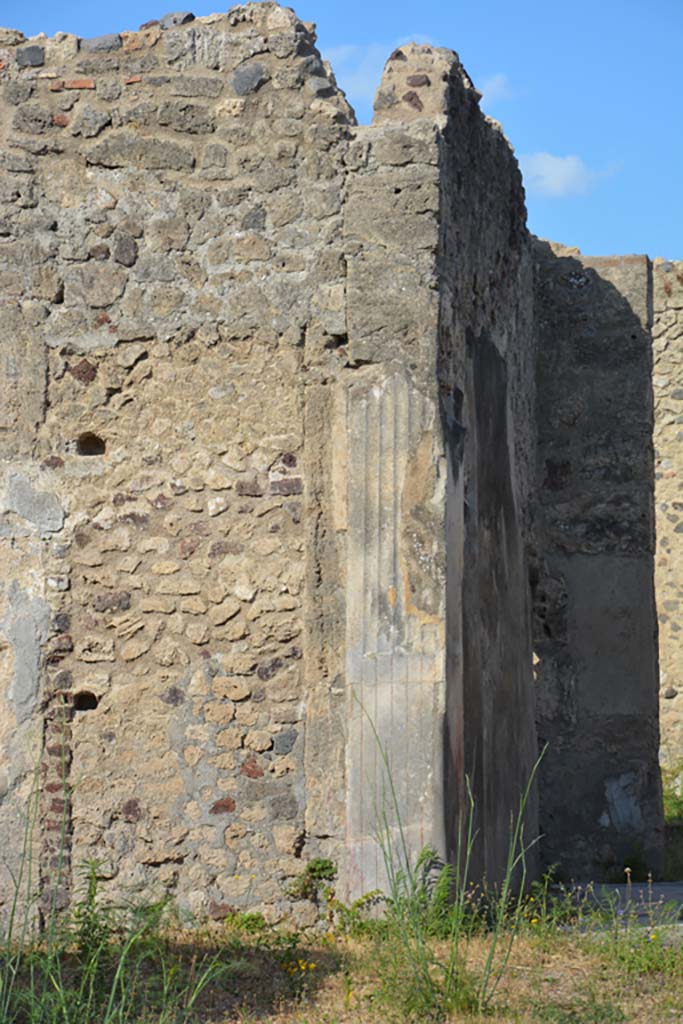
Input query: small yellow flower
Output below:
<box><xmin>530</xmin><ymin>917</ymin><xmax>539</xmax><ymax>925</ymax></box>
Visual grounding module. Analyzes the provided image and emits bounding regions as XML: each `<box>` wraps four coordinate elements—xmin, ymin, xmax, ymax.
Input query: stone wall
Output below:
<box><xmin>0</xmin><ymin>6</ymin><xmax>543</xmax><ymax>920</ymax></box>
<box><xmin>337</xmin><ymin>44</ymin><xmax>539</xmax><ymax>895</ymax></box>
<box><xmin>533</xmin><ymin>241</ymin><xmax>663</xmax><ymax>879</ymax></box>
<box><xmin>0</xmin><ymin>1</ymin><xmax>669</xmax><ymax>924</ymax></box>
<box><xmin>0</xmin><ymin>3</ymin><xmax>355</xmax><ymax>924</ymax></box>
<box><xmin>652</xmin><ymin>260</ymin><xmax>683</xmax><ymax>796</ymax></box>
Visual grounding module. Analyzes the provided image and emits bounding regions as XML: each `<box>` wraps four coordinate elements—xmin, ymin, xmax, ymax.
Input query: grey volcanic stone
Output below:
<box><xmin>158</xmin><ymin>100</ymin><xmax>215</xmax><ymax>134</ymax></box>
<box><xmin>80</xmin><ymin>34</ymin><xmax>122</xmax><ymax>52</ymax></box>
<box><xmin>4</xmin><ymin>81</ymin><xmax>33</xmax><ymax>105</ymax></box>
<box><xmin>273</xmin><ymin>729</ymin><xmax>298</xmax><ymax>755</ymax></box>
<box><xmin>72</xmin><ymin>108</ymin><xmax>112</xmax><ymax>138</ymax></box>
<box><xmin>306</xmin><ymin>76</ymin><xmax>333</xmax><ymax>97</ymax></box>
<box><xmin>232</xmin><ymin>62</ymin><xmax>269</xmax><ymax>96</ymax></box>
<box><xmin>12</xmin><ymin>104</ymin><xmax>50</xmax><ymax>134</ymax></box>
<box><xmin>87</xmin><ymin>133</ymin><xmax>195</xmax><ymax>172</ymax></box>
<box><xmin>160</xmin><ymin>12</ymin><xmax>195</xmax><ymax>29</ymax></box>
<box><xmin>16</xmin><ymin>45</ymin><xmax>44</xmax><ymax>68</ymax></box>
<box><xmin>112</xmin><ymin>232</ymin><xmax>138</xmax><ymax>267</ymax></box>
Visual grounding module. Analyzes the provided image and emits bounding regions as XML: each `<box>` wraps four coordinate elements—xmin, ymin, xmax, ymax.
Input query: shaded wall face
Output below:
<box><xmin>436</xmin><ymin>78</ymin><xmax>539</xmax><ymax>884</ymax></box>
<box><xmin>652</xmin><ymin>261</ymin><xmax>683</xmax><ymax>793</ymax></box>
<box><xmin>0</xmin><ymin>3</ymin><xmax>354</xmax><ymax>925</ymax></box>
<box><xmin>533</xmin><ymin>242</ymin><xmax>663</xmax><ymax>879</ymax></box>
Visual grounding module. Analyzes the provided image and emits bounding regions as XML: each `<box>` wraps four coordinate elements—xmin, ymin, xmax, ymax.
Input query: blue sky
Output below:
<box><xmin>3</xmin><ymin>0</ymin><xmax>681</xmax><ymax>258</ymax></box>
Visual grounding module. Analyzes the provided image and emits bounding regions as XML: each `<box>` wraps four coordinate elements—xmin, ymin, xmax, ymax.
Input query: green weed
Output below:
<box><xmin>287</xmin><ymin>859</ymin><xmax>337</xmax><ymax>904</ymax></box>
<box><xmin>360</xmin><ymin>701</ymin><xmax>545</xmax><ymax>1020</ymax></box>
<box><xmin>533</xmin><ymin>994</ymin><xmax>626</xmax><ymax>1023</ymax></box>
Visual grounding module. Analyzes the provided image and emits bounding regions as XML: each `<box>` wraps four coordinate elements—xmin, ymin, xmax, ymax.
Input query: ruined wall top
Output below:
<box><xmin>0</xmin><ymin>4</ymin><xmax>346</xmax><ymax>106</ymax></box>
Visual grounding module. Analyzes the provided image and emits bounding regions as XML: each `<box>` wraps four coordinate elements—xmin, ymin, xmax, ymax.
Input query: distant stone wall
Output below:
<box><xmin>533</xmin><ymin>242</ymin><xmax>663</xmax><ymax>879</ymax></box>
<box><xmin>652</xmin><ymin>261</ymin><xmax>683</xmax><ymax>793</ymax></box>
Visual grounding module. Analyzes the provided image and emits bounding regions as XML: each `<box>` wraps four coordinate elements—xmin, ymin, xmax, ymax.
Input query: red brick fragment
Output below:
<box><xmin>209</xmin><ymin>796</ymin><xmax>236</xmax><ymax>815</ymax></box>
<box><xmin>240</xmin><ymin>756</ymin><xmax>264</xmax><ymax>779</ymax></box>
<box><xmin>52</xmin><ymin>113</ymin><xmax>70</xmax><ymax>127</ymax></box>
<box><xmin>49</xmin><ymin>80</ymin><xmax>64</xmax><ymax>91</ymax></box>
<box><xmin>64</xmin><ymin>78</ymin><xmax>95</xmax><ymax>90</ymax></box>
<box><xmin>125</xmin><ymin>75</ymin><xmax>142</xmax><ymax>85</ymax></box>
<box><xmin>69</xmin><ymin>358</ymin><xmax>97</xmax><ymax>384</ymax></box>
<box><xmin>46</xmin><ymin>743</ymin><xmax>71</xmax><ymax>758</ymax></box>
<box><xmin>178</xmin><ymin>536</ymin><xmax>200</xmax><ymax>558</ymax></box>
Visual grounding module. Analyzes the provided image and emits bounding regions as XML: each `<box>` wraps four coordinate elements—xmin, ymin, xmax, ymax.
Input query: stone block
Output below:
<box><xmin>159</xmin><ymin>12</ymin><xmax>195</xmax><ymax>29</ymax></box>
<box><xmin>232</xmin><ymin>62</ymin><xmax>269</xmax><ymax>96</ymax></box>
<box><xmin>80</xmin><ymin>34</ymin><xmax>122</xmax><ymax>52</ymax></box>
<box><xmin>16</xmin><ymin>45</ymin><xmax>44</xmax><ymax>67</ymax></box>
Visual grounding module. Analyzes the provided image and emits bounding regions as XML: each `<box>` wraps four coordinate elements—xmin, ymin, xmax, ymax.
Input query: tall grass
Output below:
<box><xmin>0</xmin><ymin>733</ymin><xmax>239</xmax><ymax>1024</ymax></box>
<box><xmin>365</xmin><ymin>705</ymin><xmax>544</xmax><ymax>1019</ymax></box>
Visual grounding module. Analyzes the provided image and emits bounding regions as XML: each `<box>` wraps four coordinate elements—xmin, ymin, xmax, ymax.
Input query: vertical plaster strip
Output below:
<box><xmin>345</xmin><ymin>373</ymin><xmax>445</xmax><ymax>897</ymax></box>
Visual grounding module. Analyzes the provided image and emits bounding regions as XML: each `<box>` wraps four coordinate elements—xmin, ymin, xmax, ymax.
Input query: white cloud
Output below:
<box><xmin>480</xmin><ymin>72</ymin><xmax>513</xmax><ymax>107</ymax></box>
<box><xmin>519</xmin><ymin>152</ymin><xmax>610</xmax><ymax>198</ymax></box>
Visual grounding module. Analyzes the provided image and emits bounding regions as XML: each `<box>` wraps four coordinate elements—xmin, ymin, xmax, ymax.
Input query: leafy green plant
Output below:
<box><xmin>328</xmin><ymin>889</ymin><xmax>387</xmax><ymax>938</ymax></box>
<box><xmin>662</xmin><ymin>759</ymin><xmax>683</xmax><ymax>822</ymax></box>
<box><xmin>223</xmin><ymin>909</ymin><xmax>268</xmax><ymax>934</ymax></box>
<box><xmin>287</xmin><ymin>858</ymin><xmax>337</xmax><ymax>903</ymax></box>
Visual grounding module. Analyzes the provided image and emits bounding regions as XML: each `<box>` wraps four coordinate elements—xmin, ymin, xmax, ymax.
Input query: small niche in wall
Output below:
<box><xmin>76</xmin><ymin>432</ymin><xmax>106</xmax><ymax>456</ymax></box>
<box><xmin>73</xmin><ymin>691</ymin><xmax>98</xmax><ymax>712</ymax></box>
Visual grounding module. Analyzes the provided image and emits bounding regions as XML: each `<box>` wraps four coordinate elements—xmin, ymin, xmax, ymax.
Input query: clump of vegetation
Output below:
<box><xmin>662</xmin><ymin>759</ymin><xmax>683</xmax><ymax>822</ymax></box>
<box><xmin>286</xmin><ymin>858</ymin><xmax>337</xmax><ymax>903</ymax></box>
<box><xmin>2</xmin><ymin>749</ymin><xmax>682</xmax><ymax>1023</ymax></box>
<box><xmin>0</xmin><ymin>860</ymin><xmax>242</xmax><ymax>1024</ymax></box>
